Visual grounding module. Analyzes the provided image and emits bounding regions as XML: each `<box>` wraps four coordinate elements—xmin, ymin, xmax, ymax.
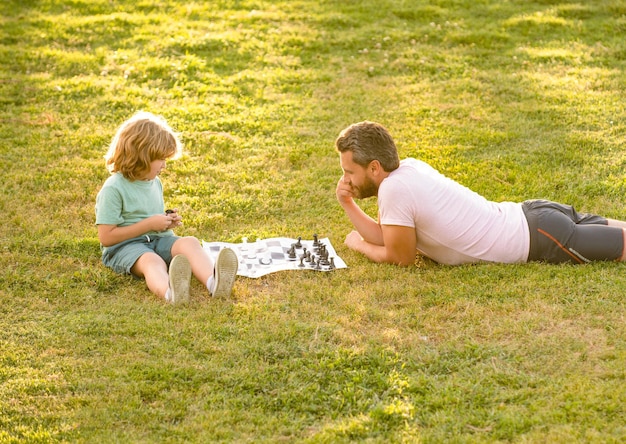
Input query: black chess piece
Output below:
<box><xmin>288</xmin><ymin>244</ymin><xmax>297</xmax><ymax>260</ymax></box>
<box><xmin>295</xmin><ymin>236</ymin><xmax>302</xmax><ymax>248</ymax></box>
<box><xmin>329</xmin><ymin>257</ymin><xmax>336</xmax><ymax>270</ymax></box>
<box><xmin>298</xmin><ymin>255</ymin><xmax>306</xmax><ymax>267</ymax></box>
<box><xmin>314</xmin><ymin>241</ymin><xmax>322</xmax><ymax>253</ymax></box>
<box><xmin>313</xmin><ymin>234</ymin><xmax>319</xmax><ymax>247</ymax></box>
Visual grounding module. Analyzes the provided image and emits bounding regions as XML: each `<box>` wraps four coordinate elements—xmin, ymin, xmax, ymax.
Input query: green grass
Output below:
<box><xmin>2</xmin><ymin>0</ymin><xmax>626</xmax><ymax>442</ymax></box>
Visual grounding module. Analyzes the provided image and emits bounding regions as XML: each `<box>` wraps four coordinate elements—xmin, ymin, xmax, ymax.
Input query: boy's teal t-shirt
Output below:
<box><xmin>95</xmin><ymin>172</ymin><xmax>173</xmax><ymax>238</ymax></box>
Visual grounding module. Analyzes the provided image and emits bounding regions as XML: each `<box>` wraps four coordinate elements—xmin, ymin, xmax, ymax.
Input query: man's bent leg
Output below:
<box><xmin>569</xmin><ymin>224</ymin><xmax>624</xmax><ymax>263</ymax></box>
<box><xmin>606</xmin><ymin>221</ymin><xmax>626</xmax><ymax>260</ymax></box>
<box><xmin>607</xmin><ymin>219</ymin><xmax>626</xmax><ymax>230</ymax></box>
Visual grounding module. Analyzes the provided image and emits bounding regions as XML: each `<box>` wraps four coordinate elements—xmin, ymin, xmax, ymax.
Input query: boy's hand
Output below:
<box><xmin>164</xmin><ymin>208</ymin><xmax>183</xmax><ymax>229</ymax></box>
<box><xmin>151</xmin><ymin>213</ymin><xmax>175</xmax><ymax>232</ymax></box>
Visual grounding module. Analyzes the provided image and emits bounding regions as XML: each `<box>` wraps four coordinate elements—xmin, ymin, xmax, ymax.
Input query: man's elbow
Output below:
<box><xmin>384</xmin><ymin>251</ymin><xmax>415</xmax><ymax>267</ymax></box>
<box><xmin>392</xmin><ymin>257</ymin><xmax>414</xmax><ymax>267</ymax></box>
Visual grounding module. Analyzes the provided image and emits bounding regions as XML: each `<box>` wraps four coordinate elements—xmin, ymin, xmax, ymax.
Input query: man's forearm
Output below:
<box><xmin>345</xmin><ymin>232</ymin><xmax>414</xmax><ymax>265</ymax></box>
<box><xmin>346</xmin><ymin>233</ymin><xmax>388</xmax><ymax>263</ymax></box>
<box><xmin>340</xmin><ymin>199</ymin><xmax>384</xmax><ymax>246</ymax></box>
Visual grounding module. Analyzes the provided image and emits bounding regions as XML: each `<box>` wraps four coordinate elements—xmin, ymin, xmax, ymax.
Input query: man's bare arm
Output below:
<box><xmin>344</xmin><ymin>224</ymin><xmax>416</xmax><ymax>266</ymax></box>
<box><xmin>336</xmin><ymin>178</ymin><xmax>384</xmax><ymax>245</ymax></box>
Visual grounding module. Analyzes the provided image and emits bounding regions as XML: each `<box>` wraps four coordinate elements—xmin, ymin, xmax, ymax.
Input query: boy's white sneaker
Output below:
<box><xmin>212</xmin><ymin>247</ymin><xmax>238</xmax><ymax>298</ymax></box>
<box><xmin>169</xmin><ymin>254</ymin><xmax>191</xmax><ymax>304</ymax></box>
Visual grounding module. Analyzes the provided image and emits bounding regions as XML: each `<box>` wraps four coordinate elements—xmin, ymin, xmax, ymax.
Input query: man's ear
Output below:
<box><xmin>369</xmin><ymin>159</ymin><xmax>383</xmax><ymax>175</ymax></box>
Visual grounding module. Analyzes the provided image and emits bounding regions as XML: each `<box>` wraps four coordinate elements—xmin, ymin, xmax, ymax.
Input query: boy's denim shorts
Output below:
<box><xmin>101</xmin><ymin>234</ymin><xmax>180</xmax><ymax>275</ymax></box>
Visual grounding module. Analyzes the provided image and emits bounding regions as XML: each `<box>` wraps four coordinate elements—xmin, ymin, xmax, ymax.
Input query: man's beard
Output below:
<box><xmin>354</xmin><ymin>175</ymin><xmax>378</xmax><ymax>199</ymax></box>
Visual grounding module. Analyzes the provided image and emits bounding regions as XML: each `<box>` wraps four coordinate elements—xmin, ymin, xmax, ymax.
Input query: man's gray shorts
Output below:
<box><xmin>521</xmin><ymin>199</ymin><xmax>623</xmax><ymax>264</ymax></box>
<box><xmin>101</xmin><ymin>234</ymin><xmax>179</xmax><ymax>275</ymax></box>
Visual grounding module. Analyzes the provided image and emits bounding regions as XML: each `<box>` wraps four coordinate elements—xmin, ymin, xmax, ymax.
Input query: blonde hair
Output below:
<box><xmin>105</xmin><ymin>111</ymin><xmax>182</xmax><ymax>180</ymax></box>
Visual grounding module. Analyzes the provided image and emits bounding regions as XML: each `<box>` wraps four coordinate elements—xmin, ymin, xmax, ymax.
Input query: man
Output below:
<box><xmin>335</xmin><ymin>121</ymin><xmax>626</xmax><ymax>266</ymax></box>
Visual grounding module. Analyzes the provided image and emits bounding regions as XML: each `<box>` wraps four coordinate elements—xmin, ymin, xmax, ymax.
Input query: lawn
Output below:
<box><xmin>1</xmin><ymin>0</ymin><xmax>626</xmax><ymax>442</ymax></box>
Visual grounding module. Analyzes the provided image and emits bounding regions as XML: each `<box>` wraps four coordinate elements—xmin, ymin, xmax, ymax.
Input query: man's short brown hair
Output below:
<box><xmin>335</xmin><ymin>121</ymin><xmax>400</xmax><ymax>172</ymax></box>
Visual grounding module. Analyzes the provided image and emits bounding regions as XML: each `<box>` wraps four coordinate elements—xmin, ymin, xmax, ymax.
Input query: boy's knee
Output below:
<box><xmin>173</xmin><ymin>236</ymin><xmax>202</xmax><ymax>252</ymax></box>
<box><xmin>183</xmin><ymin>236</ymin><xmax>201</xmax><ymax>246</ymax></box>
<box><xmin>132</xmin><ymin>252</ymin><xmax>166</xmax><ymax>276</ymax></box>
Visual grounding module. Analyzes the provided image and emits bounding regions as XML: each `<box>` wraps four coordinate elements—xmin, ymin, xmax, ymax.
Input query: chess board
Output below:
<box><xmin>202</xmin><ymin>237</ymin><xmax>348</xmax><ymax>278</ymax></box>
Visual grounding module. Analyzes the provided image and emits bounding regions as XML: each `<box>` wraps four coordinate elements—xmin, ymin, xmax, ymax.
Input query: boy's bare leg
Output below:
<box><xmin>131</xmin><ymin>252</ymin><xmax>169</xmax><ymax>298</ymax></box>
<box><xmin>172</xmin><ymin>237</ymin><xmax>214</xmax><ymax>285</ymax></box>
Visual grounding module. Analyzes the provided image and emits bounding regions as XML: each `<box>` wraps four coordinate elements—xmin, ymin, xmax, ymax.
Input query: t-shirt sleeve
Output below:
<box><xmin>95</xmin><ymin>185</ymin><xmax>124</xmax><ymax>226</ymax></box>
<box><xmin>378</xmin><ymin>178</ymin><xmax>416</xmax><ymax>228</ymax></box>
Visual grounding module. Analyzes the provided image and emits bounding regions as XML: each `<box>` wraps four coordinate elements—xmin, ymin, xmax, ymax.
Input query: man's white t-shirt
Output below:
<box><xmin>378</xmin><ymin>158</ymin><xmax>530</xmax><ymax>265</ymax></box>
